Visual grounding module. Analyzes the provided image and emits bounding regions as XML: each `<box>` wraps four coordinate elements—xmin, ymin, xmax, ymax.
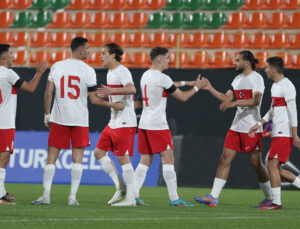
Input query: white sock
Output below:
<box><xmin>292</xmin><ymin>177</ymin><xmax>300</xmax><ymax>188</ymax></box>
<box><xmin>134</xmin><ymin>163</ymin><xmax>149</xmax><ymax>198</ymax></box>
<box><xmin>69</xmin><ymin>163</ymin><xmax>82</xmax><ymax>200</ymax></box>
<box><xmin>99</xmin><ymin>156</ymin><xmax>124</xmax><ymax>190</ymax></box>
<box><xmin>259</xmin><ymin>181</ymin><xmax>272</xmax><ymax>200</ymax></box>
<box><xmin>0</xmin><ymin>168</ymin><xmax>6</xmax><ymax>198</ymax></box>
<box><xmin>271</xmin><ymin>187</ymin><xmax>281</xmax><ymax>205</ymax></box>
<box><xmin>122</xmin><ymin>163</ymin><xmax>135</xmax><ymax>201</ymax></box>
<box><xmin>43</xmin><ymin>164</ymin><xmax>55</xmax><ymax>198</ymax></box>
<box><xmin>210</xmin><ymin>177</ymin><xmax>226</xmax><ymax>198</ymax></box>
<box><xmin>162</xmin><ymin>164</ymin><xmax>179</xmax><ymax>201</ymax></box>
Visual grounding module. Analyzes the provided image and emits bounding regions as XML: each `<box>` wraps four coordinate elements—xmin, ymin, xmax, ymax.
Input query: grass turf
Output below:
<box><xmin>1</xmin><ymin>184</ymin><xmax>300</xmax><ymax>229</ymax></box>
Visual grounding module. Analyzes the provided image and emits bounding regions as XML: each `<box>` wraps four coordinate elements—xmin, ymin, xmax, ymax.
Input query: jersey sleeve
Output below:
<box><xmin>283</xmin><ymin>80</ymin><xmax>296</xmax><ymax>102</ymax></box>
<box><xmin>87</xmin><ymin>67</ymin><xmax>97</xmax><ymax>87</ymax></box>
<box><xmin>160</xmin><ymin>73</ymin><xmax>174</xmax><ymax>89</ymax></box>
<box><xmin>7</xmin><ymin>69</ymin><xmax>20</xmax><ymax>85</ymax></box>
<box><xmin>119</xmin><ymin>67</ymin><xmax>133</xmax><ymax>86</ymax></box>
<box><xmin>252</xmin><ymin>74</ymin><xmax>265</xmax><ymax>94</ymax></box>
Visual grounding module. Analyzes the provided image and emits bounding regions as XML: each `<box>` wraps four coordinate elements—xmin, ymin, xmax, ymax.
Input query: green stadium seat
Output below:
<box><xmin>201</xmin><ymin>0</ymin><xmax>222</xmax><ymax>10</ymax></box>
<box><xmin>182</xmin><ymin>12</ymin><xmax>207</xmax><ymax>29</ymax></box>
<box><xmin>144</xmin><ymin>12</ymin><xmax>167</xmax><ymax>29</ymax></box>
<box><xmin>181</xmin><ymin>0</ymin><xmax>202</xmax><ymax>10</ymax></box>
<box><xmin>30</xmin><ymin>11</ymin><xmax>51</xmax><ymax>27</ymax></box>
<box><xmin>48</xmin><ymin>0</ymin><xmax>70</xmax><ymax>9</ymax></box>
<box><xmin>163</xmin><ymin>0</ymin><xmax>184</xmax><ymax>10</ymax></box>
<box><xmin>162</xmin><ymin>12</ymin><xmax>187</xmax><ymax>29</ymax></box>
<box><xmin>219</xmin><ymin>0</ymin><xmax>244</xmax><ymax>10</ymax></box>
<box><xmin>203</xmin><ymin>12</ymin><xmax>227</xmax><ymax>29</ymax></box>
<box><xmin>29</xmin><ymin>0</ymin><xmax>52</xmax><ymax>9</ymax></box>
<box><xmin>9</xmin><ymin>11</ymin><xmax>33</xmax><ymax>28</ymax></box>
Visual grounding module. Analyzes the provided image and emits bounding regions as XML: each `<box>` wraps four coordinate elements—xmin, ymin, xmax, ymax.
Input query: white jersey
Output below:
<box><xmin>271</xmin><ymin>78</ymin><xmax>296</xmax><ymax>138</ymax></box>
<box><xmin>0</xmin><ymin>66</ymin><xmax>20</xmax><ymax>129</ymax></box>
<box><xmin>48</xmin><ymin>58</ymin><xmax>97</xmax><ymax>127</ymax></box>
<box><xmin>230</xmin><ymin>71</ymin><xmax>265</xmax><ymax>133</ymax></box>
<box><xmin>139</xmin><ymin>69</ymin><xmax>174</xmax><ymax>130</ymax></box>
<box><xmin>107</xmin><ymin>64</ymin><xmax>137</xmax><ymax>129</ymax></box>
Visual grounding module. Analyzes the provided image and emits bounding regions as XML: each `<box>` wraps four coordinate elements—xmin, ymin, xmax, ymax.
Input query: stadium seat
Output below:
<box><xmin>124</xmin><ymin>12</ymin><xmax>148</xmax><ymax>29</ymax></box>
<box><xmin>127</xmin><ymin>33</ymin><xmax>149</xmax><ymax>47</ymax></box>
<box><xmin>163</xmin><ymin>0</ymin><xmax>183</xmax><ymax>10</ymax></box>
<box><xmin>182</xmin><ymin>12</ymin><xmax>207</xmax><ymax>29</ymax></box>
<box><xmin>30</xmin><ymin>51</ymin><xmax>51</xmax><ymax>66</ymax></box>
<box><xmin>243</xmin><ymin>12</ymin><xmax>267</xmax><ymax>29</ymax></box>
<box><xmin>287</xmin><ymin>33</ymin><xmax>300</xmax><ymax>49</ymax></box>
<box><xmin>9</xmin><ymin>11</ymin><xmax>33</xmax><ymax>28</ymax></box>
<box><xmin>219</xmin><ymin>0</ymin><xmax>244</xmax><ymax>10</ymax></box>
<box><xmin>165</xmin><ymin>34</ymin><xmax>178</xmax><ymax>48</ymax></box>
<box><xmin>146</xmin><ymin>33</ymin><xmax>168</xmax><ymax>48</ymax></box>
<box><xmin>13</xmin><ymin>51</ymin><xmax>27</xmax><ymax>66</ymax></box>
<box><xmin>182</xmin><ymin>51</ymin><xmax>210</xmax><ymax>68</ymax></box>
<box><xmin>204</xmin><ymin>32</ymin><xmax>228</xmax><ymax>48</ymax></box>
<box><xmin>105</xmin><ymin>12</ymin><xmax>128</xmax><ymax>29</ymax></box>
<box><xmin>73</xmin><ymin>32</ymin><xmax>91</xmax><ymax>40</ymax></box>
<box><xmin>50</xmin><ymin>51</ymin><xmax>71</xmax><ymax>65</ymax></box>
<box><xmin>255</xmin><ymin>51</ymin><xmax>270</xmax><ymax>68</ymax></box>
<box><xmin>267</xmin><ymin>32</ymin><xmax>289</xmax><ymax>49</ymax></box>
<box><xmin>240</xmin><ymin>0</ymin><xmax>263</xmax><ymax>10</ymax></box>
<box><xmin>120</xmin><ymin>52</ymin><xmax>131</xmax><ymax>68</ymax></box>
<box><xmin>276</xmin><ymin>52</ymin><xmax>292</xmax><ymax>69</ymax></box>
<box><xmin>65</xmin><ymin>0</ymin><xmax>87</xmax><ymax>9</ymax></box>
<box><xmin>110</xmin><ymin>33</ymin><xmax>130</xmax><ymax>47</ymax></box>
<box><xmin>48</xmin><ymin>0</ymin><xmax>70</xmax><ymax>9</ymax></box>
<box><xmin>201</xmin><ymin>0</ymin><xmax>222</xmax><ymax>10</ymax></box>
<box><xmin>104</xmin><ymin>0</ymin><xmax>126</xmax><ymax>10</ymax></box>
<box><xmin>9</xmin><ymin>0</ymin><xmax>32</xmax><ymax>9</ymax></box>
<box><xmin>127</xmin><ymin>52</ymin><xmax>151</xmax><ymax>68</ymax></box>
<box><xmin>13</xmin><ymin>32</ymin><xmax>28</xmax><ymax>46</ymax></box>
<box><xmin>90</xmin><ymin>33</ymin><xmax>110</xmax><ymax>47</ymax></box>
<box><xmin>142</xmin><ymin>0</ymin><xmax>166</xmax><ymax>10</ymax></box>
<box><xmin>181</xmin><ymin>0</ymin><xmax>202</xmax><ymax>10</ymax></box>
<box><xmin>31</xmin><ymin>32</ymin><xmax>51</xmax><ymax>47</ymax></box>
<box><xmin>0</xmin><ymin>0</ymin><xmax>12</xmax><ymax>9</ymax></box>
<box><xmin>209</xmin><ymin>51</ymin><xmax>232</xmax><ymax>68</ymax></box>
<box><xmin>292</xmin><ymin>53</ymin><xmax>300</xmax><ymax>69</ymax></box>
<box><xmin>47</xmin><ymin>12</ymin><xmax>71</xmax><ymax>28</ymax></box>
<box><xmin>87</xmin><ymin>12</ymin><xmax>109</xmax><ymax>28</ymax></box>
<box><xmin>227</xmin><ymin>31</ymin><xmax>248</xmax><ymax>48</ymax></box>
<box><xmin>265</xmin><ymin>12</ymin><xmax>287</xmax><ymax>29</ymax></box>
<box><xmin>287</xmin><ymin>12</ymin><xmax>300</xmax><ymax>28</ymax></box>
<box><xmin>68</xmin><ymin>12</ymin><xmax>90</xmax><ymax>28</ymax></box>
<box><xmin>0</xmin><ymin>32</ymin><xmax>13</xmax><ymax>44</ymax></box>
<box><xmin>0</xmin><ymin>12</ymin><xmax>13</xmax><ymax>28</ymax></box>
<box><xmin>144</xmin><ymin>12</ymin><xmax>167</xmax><ymax>28</ymax></box>
<box><xmin>262</xmin><ymin>0</ymin><xmax>285</xmax><ymax>9</ymax></box>
<box><xmin>84</xmin><ymin>0</ymin><xmax>108</xmax><ymax>9</ymax></box>
<box><xmin>222</xmin><ymin>12</ymin><xmax>246</xmax><ymax>29</ymax></box>
<box><xmin>180</xmin><ymin>33</ymin><xmax>207</xmax><ymax>48</ymax></box>
<box><xmin>168</xmin><ymin>52</ymin><xmax>190</xmax><ymax>68</ymax></box>
<box><xmin>162</xmin><ymin>12</ymin><xmax>187</xmax><ymax>29</ymax></box>
<box><xmin>49</xmin><ymin>32</ymin><xmax>71</xmax><ymax>47</ymax></box>
<box><xmin>283</xmin><ymin>0</ymin><xmax>300</xmax><ymax>10</ymax></box>
<box><xmin>124</xmin><ymin>0</ymin><xmax>146</xmax><ymax>10</ymax></box>
<box><xmin>203</xmin><ymin>12</ymin><xmax>227</xmax><ymax>29</ymax></box>
<box><xmin>30</xmin><ymin>11</ymin><xmax>51</xmax><ymax>27</ymax></box>
<box><xmin>29</xmin><ymin>0</ymin><xmax>51</xmax><ymax>9</ymax></box>
<box><xmin>247</xmin><ymin>31</ymin><xmax>269</xmax><ymax>49</ymax></box>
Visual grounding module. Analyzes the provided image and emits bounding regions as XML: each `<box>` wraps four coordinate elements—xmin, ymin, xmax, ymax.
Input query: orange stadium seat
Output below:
<box><xmin>182</xmin><ymin>51</ymin><xmax>210</xmax><ymax>69</ymax></box>
<box><xmin>142</xmin><ymin>0</ymin><xmax>166</xmax><ymax>9</ymax></box>
<box><xmin>47</xmin><ymin>12</ymin><xmax>71</xmax><ymax>28</ymax></box>
<box><xmin>292</xmin><ymin>53</ymin><xmax>300</xmax><ymax>69</ymax></box>
<box><xmin>204</xmin><ymin>32</ymin><xmax>229</xmax><ymax>49</ymax></box>
<box><xmin>209</xmin><ymin>51</ymin><xmax>232</xmax><ymax>68</ymax></box>
<box><xmin>49</xmin><ymin>32</ymin><xmax>71</xmax><ymax>47</ymax></box>
<box><xmin>68</xmin><ymin>12</ymin><xmax>90</xmax><ymax>28</ymax></box>
<box><xmin>222</xmin><ymin>12</ymin><xmax>246</xmax><ymax>29</ymax></box>
<box><xmin>287</xmin><ymin>33</ymin><xmax>300</xmax><ymax>49</ymax></box>
<box><xmin>247</xmin><ymin>31</ymin><xmax>269</xmax><ymax>49</ymax></box>
<box><xmin>104</xmin><ymin>0</ymin><xmax>126</xmax><ymax>10</ymax></box>
<box><xmin>73</xmin><ymin>32</ymin><xmax>91</xmax><ymax>40</ymax></box>
<box><xmin>240</xmin><ymin>0</ymin><xmax>263</xmax><ymax>10</ymax></box>
<box><xmin>145</xmin><ymin>33</ymin><xmax>168</xmax><ymax>48</ymax></box>
<box><xmin>0</xmin><ymin>32</ymin><xmax>13</xmax><ymax>44</ymax></box>
<box><xmin>9</xmin><ymin>0</ymin><xmax>32</xmax><ymax>9</ymax></box>
<box><xmin>65</xmin><ymin>0</ymin><xmax>88</xmax><ymax>9</ymax></box>
<box><xmin>31</xmin><ymin>32</ymin><xmax>51</xmax><ymax>47</ymax></box>
<box><xmin>243</xmin><ymin>12</ymin><xmax>267</xmax><ymax>29</ymax></box>
<box><xmin>0</xmin><ymin>0</ymin><xmax>12</xmax><ymax>8</ymax></box>
<box><xmin>287</xmin><ymin>12</ymin><xmax>300</xmax><ymax>28</ymax></box>
<box><xmin>50</xmin><ymin>51</ymin><xmax>71</xmax><ymax>65</ymax></box>
<box><xmin>124</xmin><ymin>12</ymin><xmax>148</xmax><ymax>29</ymax></box>
<box><xmin>127</xmin><ymin>33</ymin><xmax>149</xmax><ymax>47</ymax></box>
<box><xmin>127</xmin><ymin>52</ymin><xmax>151</xmax><ymax>68</ymax></box>
<box><xmin>124</xmin><ymin>0</ymin><xmax>146</xmax><ymax>10</ymax></box>
<box><xmin>168</xmin><ymin>52</ymin><xmax>189</xmax><ymax>68</ymax></box>
<box><xmin>283</xmin><ymin>0</ymin><xmax>300</xmax><ymax>9</ymax></box>
<box><xmin>90</xmin><ymin>33</ymin><xmax>110</xmax><ymax>47</ymax></box>
<box><xmin>84</xmin><ymin>0</ymin><xmax>108</xmax><ymax>9</ymax></box>
<box><xmin>105</xmin><ymin>12</ymin><xmax>128</xmax><ymax>29</ymax></box>
<box><xmin>13</xmin><ymin>51</ymin><xmax>27</xmax><ymax>66</ymax></box>
<box><xmin>180</xmin><ymin>33</ymin><xmax>207</xmax><ymax>48</ymax></box>
<box><xmin>13</xmin><ymin>32</ymin><xmax>28</xmax><ymax>46</ymax></box>
<box><xmin>87</xmin><ymin>12</ymin><xmax>109</xmax><ymax>28</ymax></box>
<box><xmin>255</xmin><ymin>51</ymin><xmax>270</xmax><ymax>68</ymax></box>
<box><xmin>0</xmin><ymin>12</ymin><xmax>13</xmax><ymax>28</ymax></box>
<box><xmin>120</xmin><ymin>52</ymin><xmax>131</xmax><ymax>67</ymax></box>
<box><xmin>227</xmin><ymin>31</ymin><xmax>248</xmax><ymax>49</ymax></box>
<box><xmin>268</xmin><ymin>32</ymin><xmax>289</xmax><ymax>49</ymax></box>
<box><xmin>165</xmin><ymin>33</ymin><xmax>178</xmax><ymax>48</ymax></box>
<box><xmin>276</xmin><ymin>52</ymin><xmax>292</xmax><ymax>68</ymax></box>
<box><xmin>265</xmin><ymin>12</ymin><xmax>287</xmax><ymax>29</ymax></box>
<box><xmin>262</xmin><ymin>0</ymin><xmax>285</xmax><ymax>9</ymax></box>
<box><xmin>30</xmin><ymin>51</ymin><xmax>51</xmax><ymax>66</ymax></box>
<box><xmin>110</xmin><ymin>32</ymin><xmax>130</xmax><ymax>47</ymax></box>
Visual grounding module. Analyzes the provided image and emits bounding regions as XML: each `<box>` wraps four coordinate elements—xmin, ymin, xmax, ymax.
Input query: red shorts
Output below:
<box><xmin>96</xmin><ymin>125</ymin><xmax>136</xmax><ymax>156</ymax></box>
<box><xmin>224</xmin><ymin>129</ymin><xmax>262</xmax><ymax>153</ymax></box>
<box><xmin>48</xmin><ymin>123</ymin><xmax>90</xmax><ymax>149</ymax></box>
<box><xmin>138</xmin><ymin>129</ymin><xmax>174</xmax><ymax>154</ymax></box>
<box><xmin>269</xmin><ymin>137</ymin><xmax>293</xmax><ymax>163</ymax></box>
<box><xmin>0</xmin><ymin>129</ymin><xmax>15</xmax><ymax>153</ymax></box>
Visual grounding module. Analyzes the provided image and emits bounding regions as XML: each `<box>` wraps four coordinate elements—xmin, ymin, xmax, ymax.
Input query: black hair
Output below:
<box><xmin>150</xmin><ymin>47</ymin><xmax>168</xmax><ymax>61</ymax></box>
<box><xmin>103</xmin><ymin>43</ymin><xmax>124</xmax><ymax>62</ymax></box>
<box><xmin>71</xmin><ymin>37</ymin><xmax>88</xmax><ymax>52</ymax></box>
<box><xmin>267</xmin><ymin>56</ymin><xmax>284</xmax><ymax>74</ymax></box>
<box><xmin>239</xmin><ymin>50</ymin><xmax>259</xmax><ymax>70</ymax></box>
<box><xmin>0</xmin><ymin>44</ymin><xmax>10</xmax><ymax>57</ymax></box>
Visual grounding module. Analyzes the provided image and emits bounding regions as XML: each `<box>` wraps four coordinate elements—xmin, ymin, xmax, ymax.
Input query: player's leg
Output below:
<box><xmin>279</xmin><ymin>168</ymin><xmax>300</xmax><ymax>188</ymax></box>
<box><xmin>0</xmin><ymin>151</ymin><xmax>15</xmax><ymax>205</ymax></box>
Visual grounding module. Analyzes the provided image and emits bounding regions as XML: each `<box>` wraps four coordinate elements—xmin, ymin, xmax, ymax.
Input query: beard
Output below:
<box><xmin>236</xmin><ymin>67</ymin><xmax>244</xmax><ymax>73</ymax></box>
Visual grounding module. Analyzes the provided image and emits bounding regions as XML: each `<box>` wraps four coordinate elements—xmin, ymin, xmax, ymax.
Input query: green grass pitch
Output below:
<box><xmin>1</xmin><ymin>183</ymin><xmax>300</xmax><ymax>229</ymax></box>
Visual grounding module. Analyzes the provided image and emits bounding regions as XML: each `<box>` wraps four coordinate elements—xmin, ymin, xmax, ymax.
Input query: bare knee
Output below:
<box><xmin>161</xmin><ymin>150</ymin><xmax>174</xmax><ymax>164</ymax></box>
<box><xmin>94</xmin><ymin>148</ymin><xmax>106</xmax><ymax>160</ymax></box>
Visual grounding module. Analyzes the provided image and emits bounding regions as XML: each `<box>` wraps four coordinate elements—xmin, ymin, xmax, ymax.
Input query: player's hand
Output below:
<box><xmin>96</xmin><ymin>88</ymin><xmax>108</xmax><ymax>98</ymax></box>
<box><xmin>293</xmin><ymin>135</ymin><xmax>300</xmax><ymax>149</ymax></box>
<box><xmin>248</xmin><ymin>124</ymin><xmax>259</xmax><ymax>138</ymax></box>
<box><xmin>112</xmin><ymin>101</ymin><xmax>125</xmax><ymax>111</ymax></box>
<box><xmin>98</xmin><ymin>85</ymin><xmax>113</xmax><ymax>97</ymax></box>
<box><xmin>201</xmin><ymin>77</ymin><xmax>212</xmax><ymax>91</ymax></box>
<box><xmin>195</xmin><ymin>74</ymin><xmax>207</xmax><ymax>89</ymax></box>
<box><xmin>186</xmin><ymin>81</ymin><xmax>196</xmax><ymax>86</ymax></box>
<box><xmin>44</xmin><ymin>113</ymin><xmax>51</xmax><ymax>129</ymax></box>
<box><xmin>36</xmin><ymin>60</ymin><xmax>48</xmax><ymax>74</ymax></box>
<box><xmin>219</xmin><ymin>101</ymin><xmax>236</xmax><ymax>111</ymax></box>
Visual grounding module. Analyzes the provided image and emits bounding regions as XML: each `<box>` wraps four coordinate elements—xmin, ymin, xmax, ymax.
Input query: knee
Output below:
<box><xmin>219</xmin><ymin>155</ymin><xmax>230</xmax><ymax>167</ymax></box>
<box><xmin>94</xmin><ymin>149</ymin><xmax>105</xmax><ymax>159</ymax></box>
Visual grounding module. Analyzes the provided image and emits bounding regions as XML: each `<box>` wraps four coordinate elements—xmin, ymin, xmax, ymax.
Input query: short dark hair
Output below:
<box><xmin>71</xmin><ymin>37</ymin><xmax>88</xmax><ymax>52</ymax></box>
<box><xmin>267</xmin><ymin>56</ymin><xmax>284</xmax><ymax>74</ymax></box>
<box><xmin>0</xmin><ymin>44</ymin><xmax>10</xmax><ymax>57</ymax></box>
<box><xmin>239</xmin><ymin>50</ymin><xmax>259</xmax><ymax>70</ymax></box>
<box><xmin>103</xmin><ymin>43</ymin><xmax>124</xmax><ymax>62</ymax></box>
<box><xmin>150</xmin><ymin>47</ymin><xmax>168</xmax><ymax>61</ymax></box>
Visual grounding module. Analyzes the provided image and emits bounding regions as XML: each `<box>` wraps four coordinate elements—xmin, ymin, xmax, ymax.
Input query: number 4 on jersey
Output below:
<box><xmin>60</xmin><ymin>75</ymin><xmax>80</xmax><ymax>99</ymax></box>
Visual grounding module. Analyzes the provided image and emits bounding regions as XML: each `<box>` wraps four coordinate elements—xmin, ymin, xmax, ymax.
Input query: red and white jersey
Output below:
<box><xmin>139</xmin><ymin>69</ymin><xmax>173</xmax><ymax>130</ymax></box>
<box><xmin>271</xmin><ymin>78</ymin><xmax>296</xmax><ymax>137</ymax></box>
<box><xmin>230</xmin><ymin>71</ymin><xmax>265</xmax><ymax>133</ymax></box>
<box><xmin>48</xmin><ymin>58</ymin><xmax>97</xmax><ymax>127</ymax></box>
<box><xmin>107</xmin><ymin>64</ymin><xmax>137</xmax><ymax>129</ymax></box>
<box><xmin>0</xmin><ymin>66</ymin><xmax>20</xmax><ymax>129</ymax></box>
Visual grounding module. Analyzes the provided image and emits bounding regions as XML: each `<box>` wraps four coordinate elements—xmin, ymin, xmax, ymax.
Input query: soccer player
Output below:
<box><xmin>0</xmin><ymin>44</ymin><xmax>47</xmax><ymax>204</ymax></box>
<box><xmin>134</xmin><ymin>47</ymin><xmax>207</xmax><ymax>206</ymax></box>
<box><xmin>249</xmin><ymin>57</ymin><xmax>300</xmax><ymax>210</ymax></box>
<box><xmin>194</xmin><ymin>51</ymin><xmax>272</xmax><ymax>208</ymax></box>
<box><xmin>94</xmin><ymin>43</ymin><xmax>138</xmax><ymax>207</ymax></box>
<box><xmin>32</xmin><ymin>37</ymin><xmax>124</xmax><ymax>206</ymax></box>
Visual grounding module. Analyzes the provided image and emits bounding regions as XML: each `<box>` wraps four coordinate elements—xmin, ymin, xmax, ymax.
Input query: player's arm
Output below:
<box><xmin>44</xmin><ymin>80</ymin><xmax>54</xmax><ymax>128</ymax></box>
<box><xmin>286</xmin><ymin>99</ymin><xmax>300</xmax><ymax>148</ymax></box>
<box><xmin>88</xmin><ymin>90</ymin><xmax>124</xmax><ymax>111</ymax></box>
<box><xmin>173</xmin><ymin>81</ymin><xmax>196</xmax><ymax>87</ymax></box>
<box><xmin>202</xmin><ymin>78</ymin><xmax>234</xmax><ymax>103</ymax></box>
<box><xmin>20</xmin><ymin>61</ymin><xmax>48</xmax><ymax>93</ymax></box>
<box><xmin>220</xmin><ymin>92</ymin><xmax>262</xmax><ymax>111</ymax></box>
<box><xmin>97</xmin><ymin>83</ymin><xmax>136</xmax><ymax>97</ymax></box>
<box><xmin>248</xmin><ymin>106</ymin><xmax>272</xmax><ymax>137</ymax></box>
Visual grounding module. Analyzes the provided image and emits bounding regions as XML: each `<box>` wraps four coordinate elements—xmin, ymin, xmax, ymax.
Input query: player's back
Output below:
<box><xmin>49</xmin><ymin>58</ymin><xmax>97</xmax><ymax>127</ymax></box>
